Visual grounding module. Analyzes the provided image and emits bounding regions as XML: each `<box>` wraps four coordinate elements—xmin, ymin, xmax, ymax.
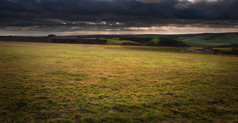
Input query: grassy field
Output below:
<box><xmin>181</xmin><ymin>33</ymin><xmax>238</xmax><ymax>47</ymax></box>
<box><xmin>0</xmin><ymin>41</ymin><xmax>238</xmax><ymax>122</ymax></box>
<box><xmin>186</xmin><ymin>38</ymin><xmax>238</xmax><ymax>45</ymax></box>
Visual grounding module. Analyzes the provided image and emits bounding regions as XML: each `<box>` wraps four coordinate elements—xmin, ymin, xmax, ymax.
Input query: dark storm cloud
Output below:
<box><xmin>0</xmin><ymin>0</ymin><xmax>238</xmax><ymax>34</ymax></box>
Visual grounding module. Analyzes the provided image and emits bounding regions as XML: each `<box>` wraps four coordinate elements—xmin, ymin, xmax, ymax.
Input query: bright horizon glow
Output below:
<box><xmin>1</xmin><ymin>25</ymin><xmax>238</xmax><ymax>36</ymax></box>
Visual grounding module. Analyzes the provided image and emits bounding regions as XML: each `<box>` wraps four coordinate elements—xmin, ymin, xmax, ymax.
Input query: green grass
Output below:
<box><xmin>177</xmin><ymin>33</ymin><xmax>238</xmax><ymax>46</ymax></box>
<box><xmin>99</xmin><ymin>38</ymin><xmax>140</xmax><ymax>45</ymax></box>
<box><xmin>183</xmin><ymin>41</ymin><xmax>226</xmax><ymax>47</ymax></box>
<box><xmin>186</xmin><ymin>38</ymin><xmax>238</xmax><ymax>44</ymax></box>
<box><xmin>0</xmin><ymin>42</ymin><xmax>238</xmax><ymax>122</ymax></box>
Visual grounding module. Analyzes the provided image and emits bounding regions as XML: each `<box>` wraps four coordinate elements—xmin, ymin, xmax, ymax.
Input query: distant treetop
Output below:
<box><xmin>48</xmin><ymin>34</ymin><xmax>56</xmax><ymax>37</ymax></box>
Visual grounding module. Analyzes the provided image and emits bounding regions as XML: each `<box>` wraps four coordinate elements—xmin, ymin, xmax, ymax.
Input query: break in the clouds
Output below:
<box><xmin>0</xmin><ymin>0</ymin><xmax>238</xmax><ymax>35</ymax></box>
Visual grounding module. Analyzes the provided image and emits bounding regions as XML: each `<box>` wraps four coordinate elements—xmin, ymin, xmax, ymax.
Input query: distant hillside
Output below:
<box><xmin>137</xmin><ymin>33</ymin><xmax>238</xmax><ymax>47</ymax></box>
<box><xmin>1</xmin><ymin>32</ymin><xmax>238</xmax><ymax>47</ymax></box>
<box><xmin>179</xmin><ymin>33</ymin><xmax>238</xmax><ymax>46</ymax></box>
<box><xmin>99</xmin><ymin>37</ymin><xmax>189</xmax><ymax>47</ymax></box>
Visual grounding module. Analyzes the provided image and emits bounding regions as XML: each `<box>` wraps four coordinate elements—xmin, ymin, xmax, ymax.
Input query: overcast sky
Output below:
<box><xmin>1</xmin><ymin>0</ymin><xmax>238</xmax><ymax>35</ymax></box>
